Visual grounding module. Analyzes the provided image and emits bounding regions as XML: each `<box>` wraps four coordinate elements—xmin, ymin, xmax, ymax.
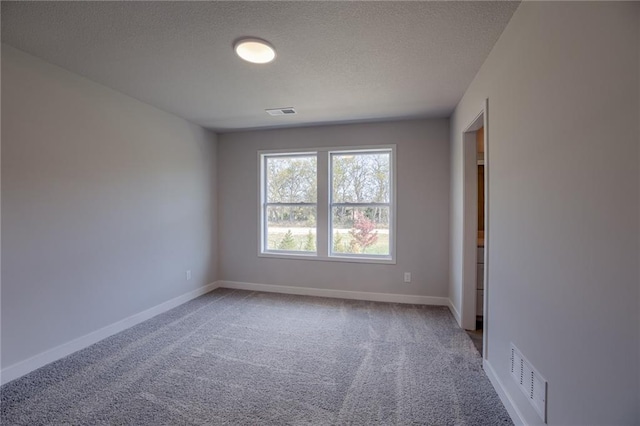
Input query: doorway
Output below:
<box><xmin>466</xmin><ymin>125</ymin><xmax>485</xmax><ymax>354</ymax></box>
<box><xmin>461</xmin><ymin>100</ymin><xmax>489</xmax><ymax>359</ymax></box>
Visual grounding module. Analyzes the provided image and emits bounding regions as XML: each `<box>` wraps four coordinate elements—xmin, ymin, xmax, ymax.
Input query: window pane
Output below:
<box><xmin>331</xmin><ymin>206</ymin><xmax>390</xmax><ymax>256</ymax></box>
<box><xmin>266</xmin><ymin>155</ymin><xmax>317</xmax><ymax>203</ymax></box>
<box><xmin>332</xmin><ymin>152</ymin><xmax>390</xmax><ymax>203</ymax></box>
<box><xmin>266</xmin><ymin>206</ymin><xmax>317</xmax><ymax>252</ymax></box>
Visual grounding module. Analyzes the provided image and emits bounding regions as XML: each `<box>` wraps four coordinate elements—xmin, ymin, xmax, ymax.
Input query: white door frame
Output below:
<box><xmin>461</xmin><ymin>99</ymin><xmax>490</xmax><ymax>359</ymax></box>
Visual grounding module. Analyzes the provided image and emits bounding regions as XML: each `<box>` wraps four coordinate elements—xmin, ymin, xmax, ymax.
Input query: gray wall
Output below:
<box><xmin>1</xmin><ymin>45</ymin><xmax>218</xmax><ymax>368</ymax></box>
<box><xmin>450</xmin><ymin>2</ymin><xmax>639</xmax><ymax>424</ymax></box>
<box><xmin>218</xmin><ymin>120</ymin><xmax>450</xmax><ymax>297</ymax></box>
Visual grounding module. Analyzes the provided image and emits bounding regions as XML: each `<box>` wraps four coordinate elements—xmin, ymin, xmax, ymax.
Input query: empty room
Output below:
<box><xmin>1</xmin><ymin>1</ymin><xmax>639</xmax><ymax>425</ymax></box>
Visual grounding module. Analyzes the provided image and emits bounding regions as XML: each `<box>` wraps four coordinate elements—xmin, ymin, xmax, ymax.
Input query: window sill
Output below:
<box><xmin>258</xmin><ymin>252</ymin><xmax>396</xmax><ymax>265</ymax></box>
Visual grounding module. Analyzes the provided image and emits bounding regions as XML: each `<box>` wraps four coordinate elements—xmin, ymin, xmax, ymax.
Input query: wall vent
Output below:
<box><xmin>510</xmin><ymin>343</ymin><xmax>547</xmax><ymax>423</ymax></box>
<box><xmin>265</xmin><ymin>107</ymin><xmax>296</xmax><ymax>116</ymax></box>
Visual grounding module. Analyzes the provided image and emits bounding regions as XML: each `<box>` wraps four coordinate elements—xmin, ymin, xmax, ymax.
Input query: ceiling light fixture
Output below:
<box><xmin>234</xmin><ymin>38</ymin><xmax>276</xmax><ymax>64</ymax></box>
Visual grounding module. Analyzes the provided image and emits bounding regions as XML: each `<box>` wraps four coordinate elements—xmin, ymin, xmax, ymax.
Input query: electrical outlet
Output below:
<box><xmin>186</xmin><ymin>270</ymin><xmax>191</xmax><ymax>281</ymax></box>
<box><xmin>403</xmin><ymin>272</ymin><xmax>411</xmax><ymax>283</ymax></box>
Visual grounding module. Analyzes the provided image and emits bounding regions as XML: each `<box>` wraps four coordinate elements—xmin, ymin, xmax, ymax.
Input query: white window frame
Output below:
<box><xmin>328</xmin><ymin>147</ymin><xmax>395</xmax><ymax>262</ymax></box>
<box><xmin>258</xmin><ymin>145</ymin><xmax>396</xmax><ymax>264</ymax></box>
<box><xmin>259</xmin><ymin>150</ymin><xmax>318</xmax><ymax>257</ymax></box>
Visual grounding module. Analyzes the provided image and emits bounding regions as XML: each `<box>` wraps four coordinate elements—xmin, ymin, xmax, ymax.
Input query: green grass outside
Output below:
<box><xmin>267</xmin><ymin>229</ymin><xmax>389</xmax><ymax>255</ymax></box>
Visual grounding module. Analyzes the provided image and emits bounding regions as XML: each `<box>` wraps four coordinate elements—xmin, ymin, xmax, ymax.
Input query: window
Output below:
<box><xmin>261</xmin><ymin>153</ymin><xmax>317</xmax><ymax>254</ymax></box>
<box><xmin>260</xmin><ymin>145</ymin><xmax>395</xmax><ymax>263</ymax></box>
<box><xmin>330</xmin><ymin>149</ymin><xmax>392</xmax><ymax>258</ymax></box>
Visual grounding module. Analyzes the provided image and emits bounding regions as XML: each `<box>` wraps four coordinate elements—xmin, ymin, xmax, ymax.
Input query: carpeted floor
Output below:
<box><xmin>465</xmin><ymin>318</ymin><xmax>484</xmax><ymax>356</ymax></box>
<box><xmin>1</xmin><ymin>288</ymin><xmax>512</xmax><ymax>425</ymax></box>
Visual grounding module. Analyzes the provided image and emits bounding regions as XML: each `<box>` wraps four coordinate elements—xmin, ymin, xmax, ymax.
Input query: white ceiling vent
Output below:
<box><xmin>265</xmin><ymin>107</ymin><xmax>296</xmax><ymax>116</ymax></box>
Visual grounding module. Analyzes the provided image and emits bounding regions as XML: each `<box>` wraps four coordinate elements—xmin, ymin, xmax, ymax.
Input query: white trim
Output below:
<box><xmin>448</xmin><ymin>299</ymin><xmax>462</xmax><ymax>326</ymax></box>
<box><xmin>328</xmin><ymin>146</ymin><xmax>397</xmax><ymax>262</ymax></box>
<box><xmin>483</xmin><ymin>359</ymin><xmax>528</xmax><ymax>426</ymax></box>
<box><xmin>461</xmin><ymin>109</ymin><xmax>484</xmax><ymax>330</ymax></box>
<box><xmin>258</xmin><ymin>145</ymin><xmax>397</xmax><ymax>263</ymax></box>
<box><xmin>258</xmin><ymin>150</ymin><xmax>318</xmax><ymax>258</ymax></box>
<box><xmin>481</xmin><ymin>98</ymin><xmax>490</xmax><ymax>360</ymax></box>
<box><xmin>258</xmin><ymin>144</ymin><xmax>395</xmax><ymax>154</ymax></box>
<box><xmin>258</xmin><ymin>252</ymin><xmax>396</xmax><ymax>265</ymax></box>
<box><xmin>218</xmin><ymin>280</ymin><xmax>449</xmax><ymax>306</ymax></box>
<box><xmin>0</xmin><ymin>282</ymin><xmax>220</xmax><ymax>385</ymax></box>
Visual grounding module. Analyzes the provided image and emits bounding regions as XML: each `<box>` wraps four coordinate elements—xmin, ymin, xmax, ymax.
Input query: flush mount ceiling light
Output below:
<box><xmin>234</xmin><ymin>38</ymin><xmax>276</xmax><ymax>64</ymax></box>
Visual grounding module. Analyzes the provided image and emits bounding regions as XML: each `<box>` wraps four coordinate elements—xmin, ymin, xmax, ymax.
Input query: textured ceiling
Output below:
<box><xmin>1</xmin><ymin>1</ymin><xmax>519</xmax><ymax>132</ymax></box>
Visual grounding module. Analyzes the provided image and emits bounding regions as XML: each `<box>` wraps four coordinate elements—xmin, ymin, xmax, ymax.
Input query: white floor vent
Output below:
<box><xmin>510</xmin><ymin>343</ymin><xmax>547</xmax><ymax>423</ymax></box>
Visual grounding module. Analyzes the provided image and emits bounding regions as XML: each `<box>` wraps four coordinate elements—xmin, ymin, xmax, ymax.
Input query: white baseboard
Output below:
<box><xmin>218</xmin><ymin>280</ymin><xmax>449</xmax><ymax>306</ymax></box>
<box><xmin>448</xmin><ymin>300</ymin><xmax>462</xmax><ymax>327</ymax></box>
<box><xmin>483</xmin><ymin>359</ymin><xmax>527</xmax><ymax>426</ymax></box>
<box><xmin>0</xmin><ymin>282</ymin><xmax>219</xmax><ymax>386</ymax></box>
